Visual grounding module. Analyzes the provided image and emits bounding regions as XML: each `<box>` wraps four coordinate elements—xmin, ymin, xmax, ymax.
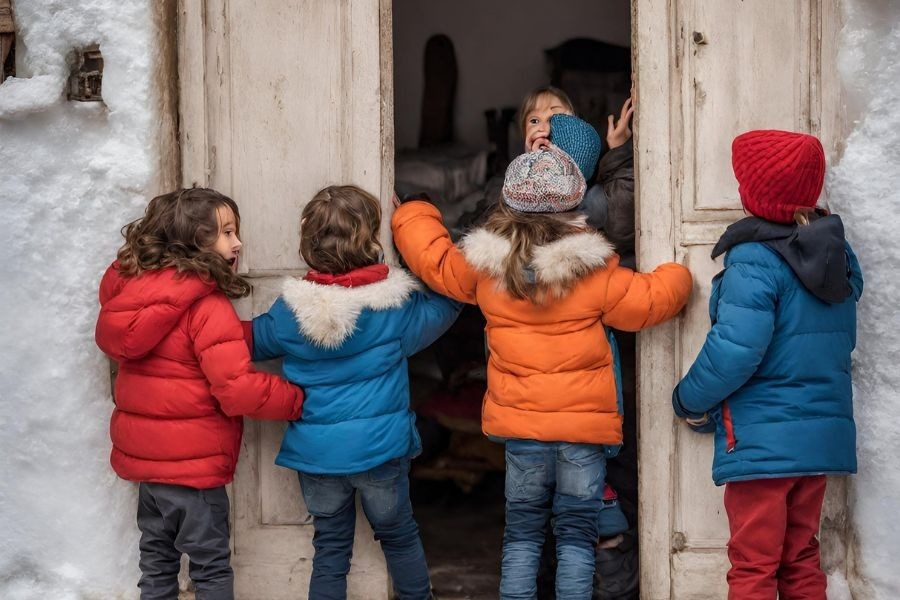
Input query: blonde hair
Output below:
<box><xmin>482</xmin><ymin>201</ymin><xmax>586</xmax><ymax>304</ymax></box>
<box><xmin>518</xmin><ymin>86</ymin><xmax>575</xmax><ymax>135</ymax></box>
<box><xmin>794</xmin><ymin>206</ymin><xmax>827</xmax><ymax>226</ymax></box>
<box><xmin>116</xmin><ymin>188</ymin><xmax>251</xmax><ymax>298</ymax></box>
<box><xmin>299</xmin><ymin>185</ymin><xmax>383</xmax><ymax>274</ymax></box>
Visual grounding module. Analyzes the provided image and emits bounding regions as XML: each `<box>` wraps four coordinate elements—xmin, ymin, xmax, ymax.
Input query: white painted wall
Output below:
<box><xmin>392</xmin><ymin>0</ymin><xmax>630</xmax><ymax>150</ymax></box>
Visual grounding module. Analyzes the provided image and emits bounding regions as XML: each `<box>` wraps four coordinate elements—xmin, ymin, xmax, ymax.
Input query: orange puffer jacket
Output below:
<box><xmin>95</xmin><ymin>263</ymin><xmax>304</xmax><ymax>489</ymax></box>
<box><xmin>392</xmin><ymin>201</ymin><xmax>691</xmax><ymax>445</ymax></box>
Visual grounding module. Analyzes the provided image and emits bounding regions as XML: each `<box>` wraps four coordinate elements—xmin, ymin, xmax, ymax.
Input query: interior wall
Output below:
<box><xmin>392</xmin><ymin>0</ymin><xmax>630</xmax><ymax>151</ymax></box>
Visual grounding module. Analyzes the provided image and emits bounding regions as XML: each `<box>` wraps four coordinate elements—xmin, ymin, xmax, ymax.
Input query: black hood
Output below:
<box><xmin>711</xmin><ymin>213</ymin><xmax>852</xmax><ymax>304</ymax></box>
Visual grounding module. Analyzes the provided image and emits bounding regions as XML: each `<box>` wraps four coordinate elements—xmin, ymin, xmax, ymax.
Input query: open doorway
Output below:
<box><xmin>392</xmin><ymin>1</ymin><xmax>634</xmax><ymax>597</ymax></box>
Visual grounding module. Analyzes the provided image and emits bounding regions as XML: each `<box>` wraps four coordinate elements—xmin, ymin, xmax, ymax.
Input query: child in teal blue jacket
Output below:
<box><xmin>252</xmin><ymin>185</ymin><xmax>460</xmax><ymax>600</ymax></box>
<box><xmin>673</xmin><ymin>130</ymin><xmax>863</xmax><ymax>599</ymax></box>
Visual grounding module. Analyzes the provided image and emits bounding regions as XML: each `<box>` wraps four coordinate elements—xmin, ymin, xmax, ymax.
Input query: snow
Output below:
<box><xmin>0</xmin><ymin>1</ymin><xmax>898</xmax><ymax>599</ymax></box>
<box><xmin>0</xmin><ymin>1</ymin><xmax>160</xmax><ymax>598</ymax></box>
<box><xmin>828</xmin><ymin>1</ymin><xmax>900</xmax><ymax>598</ymax></box>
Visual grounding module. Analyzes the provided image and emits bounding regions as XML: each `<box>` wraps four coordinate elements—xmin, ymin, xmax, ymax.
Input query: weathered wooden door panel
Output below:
<box><xmin>178</xmin><ymin>1</ymin><xmax>393</xmax><ymax>597</ymax></box>
<box><xmin>673</xmin><ymin>246</ymin><xmax>728</xmax><ymax>544</ymax></box>
<box><xmin>635</xmin><ymin>1</ymin><xmax>842</xmax><ymax>598</ymax></box>
<box><xmin>681</xmin><ymin>1</ymin><xmax>812</xmax><ymax>220</ymax></box>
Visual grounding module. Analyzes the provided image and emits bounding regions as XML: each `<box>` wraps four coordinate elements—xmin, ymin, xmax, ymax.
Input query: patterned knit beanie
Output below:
<box><xmin>502</xmin><ymin>144</ymin><xmax>586</xmax><ymax>213</ymax></box>
<box><xmin>549</xmin><ymin>113</ymin><xmax>602</xmax><ymax>180</ymax></box>
<box><xmin>732</xmin><ymin>130</ymin><xmax>825</xmax><ymax>223</ymax></box>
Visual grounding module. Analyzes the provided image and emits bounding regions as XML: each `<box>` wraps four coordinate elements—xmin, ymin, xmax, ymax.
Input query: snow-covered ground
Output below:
<box><xmin>0</xmin><ymin>1</ymin><xmax>897</xmax><ymax>598</ymax></box>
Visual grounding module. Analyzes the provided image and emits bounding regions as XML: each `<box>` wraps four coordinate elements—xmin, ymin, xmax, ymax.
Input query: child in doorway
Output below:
<box><xmin>95</xmin><ymin>187</ymin><xmax>305</xmax><ymax>600</ymax></box>
<box><xmin>249</xmin><ymin>185</ymin><xmax>461</xmax><ymax>600</ymax></box>
<box><xmin>392</xmin><ymin>115</ymin><xmax>692</xmax><ymax>599</ymax></box>
<box><xmin>519</xmin><ymin>85</ymin><xmax>636</xmax><ymax>267</ymax></box>
<box><xmin>672</xmin><ymin>130</ymin><xmax>863</xmax><ymax>599</ymax></box>
<box><xmin>524</xmin><ymin>87</ymin><xmax>639</xmax><ymax>562</ymax></box>
<box><xmin>530</xmin><ymin>92</ymin><xmax>644</xmax><ymax>600</ymax></box>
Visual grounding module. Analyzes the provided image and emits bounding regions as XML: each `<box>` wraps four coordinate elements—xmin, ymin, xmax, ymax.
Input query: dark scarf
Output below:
<box><xmin>711</xmin><ymin>213</ymin><xmax>852</xmax><ymax>304</ymax></box>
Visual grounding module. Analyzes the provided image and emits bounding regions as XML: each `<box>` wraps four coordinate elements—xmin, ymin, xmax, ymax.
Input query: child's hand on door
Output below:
<box><xmin>607</xmin><ymin>96</ymin><xmax>634</xmax><ymax>149</ymax></box>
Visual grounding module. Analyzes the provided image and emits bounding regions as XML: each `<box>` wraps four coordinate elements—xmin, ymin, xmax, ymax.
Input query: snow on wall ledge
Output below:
<box><xmin>829</xmin><ymin>1</ymin><xmax>900</xmax><ymax>599</ymax></box>
<box><xmin>0</xmin><ymin>1</ymin><xmax>170</xmax><ymax>598</ymax></box>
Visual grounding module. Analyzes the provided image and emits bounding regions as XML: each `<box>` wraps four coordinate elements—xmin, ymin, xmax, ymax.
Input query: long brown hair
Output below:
<box><xmin>482</xmin><ymin>200</ymin><xmax>585</xmax><ymax>303</ymax></box>
<box><xmin>299</xmin><ymin>185</ymin><xmax>383</xmax><ymax>274</ymax></box>
<box><xmin>116</xmin><ymin>188</ymin><xmax>251</xmax><ymax>298</ymax></box>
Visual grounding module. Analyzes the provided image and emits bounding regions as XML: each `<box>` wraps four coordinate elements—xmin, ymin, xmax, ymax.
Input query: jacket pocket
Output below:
<box><xmin>505</xmin><ymin>447</ymin><xmax>547</xmax><ymax>502</ymax></box>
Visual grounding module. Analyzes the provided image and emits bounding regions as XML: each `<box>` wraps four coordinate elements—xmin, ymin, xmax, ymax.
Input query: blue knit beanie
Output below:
<box><xmin>549</xmin><ymin>113</ymin><xmax>602</xmax><ymax>180</ymax></box>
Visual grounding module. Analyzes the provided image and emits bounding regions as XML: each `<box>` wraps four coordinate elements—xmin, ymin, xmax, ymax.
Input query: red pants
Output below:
<box><xmin>724</xmin><ymin>476</ymin><xmax>827</xmax><ymax>600</ymax></box>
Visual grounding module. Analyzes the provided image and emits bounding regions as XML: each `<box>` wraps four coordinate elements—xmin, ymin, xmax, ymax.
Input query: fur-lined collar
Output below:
<box><xmin>281</xmin><ymin>268</ymin><xmax>419</xmax><ymax>349</ymax></box>
<box><xmin>460</xmin><ymin>227</ymin><xmax>615</xmax><ymax>285</ymax></box>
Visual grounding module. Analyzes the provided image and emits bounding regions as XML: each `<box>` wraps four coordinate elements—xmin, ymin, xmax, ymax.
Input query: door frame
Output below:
<box><xmin>631</xmin><ymin>2</ymin><xmax>680</xmax><ymax>595</ymax></box>
<box><xmin>173</xmin><ymin>0</ymin><xmax>850</xmax><ymax>596</ymax></box>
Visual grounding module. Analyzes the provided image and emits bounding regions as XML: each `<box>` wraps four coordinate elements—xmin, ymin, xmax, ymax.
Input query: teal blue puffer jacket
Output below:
<box><xmin>674</xmin><ymin>215</ymin><xmax>863</xmax><ymax>485</ymax></box>
<box><xmin>252</xmin><ymin>268</ymin><xmax>461</xmax><ymax>475</ymax></box>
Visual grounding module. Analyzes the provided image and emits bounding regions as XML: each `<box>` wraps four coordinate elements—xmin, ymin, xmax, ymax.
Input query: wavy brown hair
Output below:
<box><xmin>482</xmin><ymin>200</ymin><xmax>585</xmax><ymax>304</ymax></box>
<box><xmin>116</xmin><ymin>188</ymin><xmax>252</xmax><ymax>298</ymax></box>
<box><xmin>299</xmin><ymin>185</ymin><xmax>383</xmax><ymax>274</ymax></box>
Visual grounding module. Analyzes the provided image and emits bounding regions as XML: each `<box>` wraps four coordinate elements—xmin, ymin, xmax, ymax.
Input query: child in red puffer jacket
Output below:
<box><xmin>95</xmin><ymin>187</ymin><xmax>304</xmax><ymax>600</ymax></box>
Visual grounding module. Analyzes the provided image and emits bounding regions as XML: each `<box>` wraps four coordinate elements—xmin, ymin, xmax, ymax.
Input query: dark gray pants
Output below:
<box><xmin>137</xmin><ymin>482</ymin><xmax>234</xmax><ymax>600</ymax></box>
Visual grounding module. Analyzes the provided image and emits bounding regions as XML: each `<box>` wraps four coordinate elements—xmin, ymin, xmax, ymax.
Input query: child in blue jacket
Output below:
<box><xmin>673</xmin><ymin>130</ymin><xmax>863</xmax><ymax>599</ymax></box>
<box><xmin>251</xmin><ymin>185</ymin><xmax>461</xmax><ymax>600</ymax></box>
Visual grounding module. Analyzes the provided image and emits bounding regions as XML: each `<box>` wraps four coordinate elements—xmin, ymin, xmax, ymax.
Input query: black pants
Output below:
<box><xmin>137</xmin><ymin>482</ymin><xmax>234</xmax><ymax>600</ymax></box>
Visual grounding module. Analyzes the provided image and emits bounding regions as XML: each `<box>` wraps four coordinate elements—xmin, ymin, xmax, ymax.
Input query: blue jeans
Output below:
<box><xmin>500</xmin><ymin>440</ymin><xmax>606</xmax><ymax>600</ymax></box>
<box><xmin>298</xmin><ymin>458</ymin><xmax>431</xmax><ymax>600</ymax></box>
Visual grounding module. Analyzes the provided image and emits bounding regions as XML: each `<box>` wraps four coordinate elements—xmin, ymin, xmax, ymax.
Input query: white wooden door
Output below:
<box><xmin>634</xmin><ymin>1</ymin><xmax>846</xmax><ymax>597</ymax></box>
<box><xmin>177</xmin><ymin>1</ymin><xmax>394</xmax><ymax>597</ymax></box>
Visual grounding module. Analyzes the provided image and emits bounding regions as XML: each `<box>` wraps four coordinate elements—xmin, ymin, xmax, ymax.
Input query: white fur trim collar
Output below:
<box><xmin>460</xmin><ymin>228</ymin><xmax>615</xmax><ymax>284</ymax></box>
<box><xmin>280</xmin><ymin>268</ymin><xmax>419</xmax><ymax>349</ymax></box>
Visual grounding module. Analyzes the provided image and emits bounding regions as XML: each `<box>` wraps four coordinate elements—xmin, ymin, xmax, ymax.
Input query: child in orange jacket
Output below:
<box><xmin>392</xmin><ymin>115</ymin><xmax>691</xmax><ymax>599</ymax></box>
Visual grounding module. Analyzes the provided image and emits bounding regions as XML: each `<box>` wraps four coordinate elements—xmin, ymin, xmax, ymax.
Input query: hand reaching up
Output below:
<box><xmin>607</xmin><ymin>97</ymin><xmax>634</xmax><ymax>149</ymax></box>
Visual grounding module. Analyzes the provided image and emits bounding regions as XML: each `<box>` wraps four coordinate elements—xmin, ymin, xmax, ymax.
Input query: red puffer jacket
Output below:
<box><xmin>96</xmin><ymin>263</ymin><xmax>304</xmax><ymax>489</ymax></box>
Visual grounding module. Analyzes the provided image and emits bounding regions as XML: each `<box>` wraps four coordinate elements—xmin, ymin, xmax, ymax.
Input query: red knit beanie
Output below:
<box><xmin>731</xmin><ymin>130</ymin><xmax>825</xmax><ymax>223</ymax></box>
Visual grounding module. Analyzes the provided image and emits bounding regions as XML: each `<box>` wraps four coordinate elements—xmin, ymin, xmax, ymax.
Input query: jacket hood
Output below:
<box><xmin>96</xmin><ymin>265</ymin><xmax>217</xmax><ymax>360</ymax></box>
<box><xmin>281</xmin><ymin>267</ymin><xmax>419</xmax><ymax>349</ymax></box>
<box><xmin>711</xmin><ymin>214</ymin><xmax>853</xmax><ymax>303</ymax></box>
<box><xmin>460</xmin><ymin>226</ymin><xmax>616</xmax><ymax>286</ymax></box>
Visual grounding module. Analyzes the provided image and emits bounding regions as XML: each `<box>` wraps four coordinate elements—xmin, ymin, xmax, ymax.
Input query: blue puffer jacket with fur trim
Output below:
<box><xmin>252</xmin><ymin>267</ymin><xmax>460</xmax><ymax>475</ymax></box>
